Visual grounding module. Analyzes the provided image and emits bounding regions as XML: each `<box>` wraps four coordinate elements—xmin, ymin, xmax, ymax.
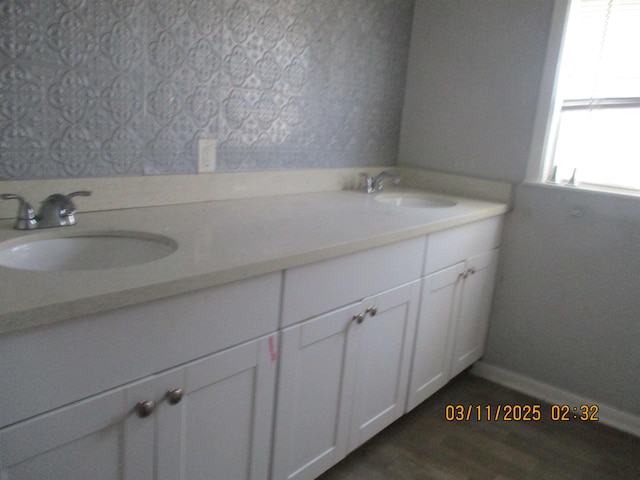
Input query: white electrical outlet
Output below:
<box><xmin>197</xmin><ymin>138</ymin><xmax>217</xmax><ymax>173</ymax></box>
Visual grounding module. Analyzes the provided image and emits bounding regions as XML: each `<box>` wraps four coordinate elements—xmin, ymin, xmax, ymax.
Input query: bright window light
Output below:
<box><xmin>547</xmin><ymin>0</ymin><xmax>640</xmax><ymax>191</ymax></box>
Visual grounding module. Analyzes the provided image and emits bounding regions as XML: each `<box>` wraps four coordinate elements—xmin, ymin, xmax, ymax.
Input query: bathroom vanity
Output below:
<box><xmin>0</xmin><ymin>188</ymin><xmax>506</xmax><ymax>479</ymax></box>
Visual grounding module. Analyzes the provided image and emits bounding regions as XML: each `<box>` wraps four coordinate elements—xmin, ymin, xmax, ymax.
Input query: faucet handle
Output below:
<box><xmin>52</xmin><ymin>191</ymin><xmax>92</xmax><ymax>215</ymax></box>
<box><xmin>65</xmin><ymin>191</ymin><xmax>91</xmax><ymax>216</ymax></box>
<box><xmin>1</xmin><ymin>193</ymin><xmax>37</xmax><ymax>230</ymax></box>
<box><xmin>68</xmin><ymin>191</ymin><xmax>92</xmax><ymax>199</ymax></box>
<box><xmin>1</xmin><ymin>193</ymin><xmax>30</xmax><ymax>205</ymax></box>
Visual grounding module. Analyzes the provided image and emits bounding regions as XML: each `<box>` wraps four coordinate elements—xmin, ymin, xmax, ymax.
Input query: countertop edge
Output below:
<box><xmin>0</xmin><ymin>195</ymin><xmax>508</xmax><ymax>336</ymax></box>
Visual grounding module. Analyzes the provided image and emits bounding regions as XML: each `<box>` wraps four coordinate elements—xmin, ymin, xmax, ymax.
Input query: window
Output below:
<box><xmin>544</xmin><ymin>0</ymin><xmax>640</xmax><ymax>191</ymax></box>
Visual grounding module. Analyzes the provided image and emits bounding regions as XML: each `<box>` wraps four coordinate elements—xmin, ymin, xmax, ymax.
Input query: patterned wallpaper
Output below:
<box><xmin>0</xmin><ymin>0</ymin><xmax>415</xmax><ymax>179</ymax></box>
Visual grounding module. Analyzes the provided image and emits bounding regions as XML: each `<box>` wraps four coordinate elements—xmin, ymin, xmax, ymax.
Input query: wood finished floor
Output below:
<box><xmin>318</xmin><ymin>372</ymin><xmax>640</xmax><ymax>480</ymax></box>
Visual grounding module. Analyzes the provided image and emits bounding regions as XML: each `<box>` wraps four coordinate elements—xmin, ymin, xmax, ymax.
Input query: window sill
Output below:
<box><xmin>523</xmin><ymin>180</ymin><xmax>640</xmax><ymax>202</ymax></box>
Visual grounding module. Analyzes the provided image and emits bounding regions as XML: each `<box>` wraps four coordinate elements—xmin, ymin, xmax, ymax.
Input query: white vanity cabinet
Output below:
<box><xmin>407</xmin><ymin>217</ymin><xmax>503</xmax><ymax>411</ymax></box>
<box><xmin>0</xmin><ymin>200</ymin><xmax>507</xmax><ymax>479</ymax></box>
<box><xmin>272</xmin><ymin>238</ymin><xmax>425</xmax><ymax>480</ymax></box>
<box><xmin>0</xmin><ymin>334</ymin><xmax>277</xmax><ymax>480</ymax></box>
<box><xmin>0</xmin><ymin>273</ymin><xmax>281</xmax><ymax>480</ymax></box>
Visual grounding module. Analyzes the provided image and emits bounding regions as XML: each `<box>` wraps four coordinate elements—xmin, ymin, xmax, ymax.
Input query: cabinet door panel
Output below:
<box><xmin>272</xmin><ymin>304</ymin><xmax>360</xmax><ymax>480</ymax></box>
<box><xmin>407</xmin><ymin>263</ymin><xmax>465</xmax><ymax>412</ymax></box>
<box><xmin>451</xmin><ymin>249</ymin><xmax>500</xmax><ymax>377</ymax></box>
<box><xmin>151</xmin><ymin>370</ymin><xmax>186</xmax><ymax>480</ymax></box>
<box><xmin>178</xmin><ymin>334</ymin><xmax>277</xmax><ymax>480</ymax></box>
<box><xmin>0</xmin><ymin>382</ymin><xmax>151</xmax><ymax>480</ymax></box>
<box><xmin>183</xmin><ymin>370</ymin><xmax>254</xmax><ymax>479</ymax></box>
<box><xmin>349</xmin><ymin>282</ymin><xmax>419</xmax><ymax>450</ymax></box>
<box><xmin>2</xmin><ymin>426</ymin><xmax>121</xmax><ymax>480</ymax></box>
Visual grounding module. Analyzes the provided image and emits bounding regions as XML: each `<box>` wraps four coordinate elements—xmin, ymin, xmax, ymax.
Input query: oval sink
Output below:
<box><xmin>0</xmin><ymin>232</ymin><xmax>177</xmax><ymax>271</ymax></box>
<box><xmin>375</xmin><ymin>193</ymin><xmax>457</xmax><ymax>209</ymax></box>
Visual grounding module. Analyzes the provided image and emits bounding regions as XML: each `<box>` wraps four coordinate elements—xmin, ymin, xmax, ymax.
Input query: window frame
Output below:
<box><xmin>526</xmin><ymin>0</ymin><xmax>640</xmax><ymax>197</ymax></box>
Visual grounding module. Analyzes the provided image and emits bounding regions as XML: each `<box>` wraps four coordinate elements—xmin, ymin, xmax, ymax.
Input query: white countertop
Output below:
<box><xmin>0</xmin><ymin>188</ymin><xmax>508</xmax><ymax>335</ymax></box>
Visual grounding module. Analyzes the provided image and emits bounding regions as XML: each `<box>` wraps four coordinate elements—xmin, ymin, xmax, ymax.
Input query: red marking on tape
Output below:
<box><xmin>268</xmin><ymin>336</ymin><xmax>277</xmax><ymax>363</ymax></box>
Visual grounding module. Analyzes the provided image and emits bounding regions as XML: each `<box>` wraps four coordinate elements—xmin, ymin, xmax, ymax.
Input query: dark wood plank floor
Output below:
<box><xmin>318</xmin><ymin>372</ymin><xmax>640</xmax><ymax>480</ymax></box>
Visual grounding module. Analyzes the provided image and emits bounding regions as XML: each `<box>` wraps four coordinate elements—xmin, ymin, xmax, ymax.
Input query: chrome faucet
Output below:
<box><xmin>360</xmin><ymin>171</ymin><xmax>401</xmax><ymax>194</ymax></box>
<box><xmin>1</xmin><ymin>191</ymin><xmax>91</xmax><ymax>230</ymax></box>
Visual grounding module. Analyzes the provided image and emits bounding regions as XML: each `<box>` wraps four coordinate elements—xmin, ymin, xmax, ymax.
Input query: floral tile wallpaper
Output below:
<box><xmin>0</xmin><ymin>0</ymin><xmax>415</xmax><ymax>179</ymax></box>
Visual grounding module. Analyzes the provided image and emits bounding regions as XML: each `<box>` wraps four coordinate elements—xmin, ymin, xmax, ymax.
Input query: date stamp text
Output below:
<box><xmin>445</xmin><ymin>404</ymin><xmax>599</xmax><ymax>422</ymax></box>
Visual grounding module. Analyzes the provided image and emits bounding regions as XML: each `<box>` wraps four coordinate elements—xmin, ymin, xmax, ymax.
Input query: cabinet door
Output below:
<box><xmin>406</xmin><ymin>263</ymin><xmax>465</xmax><ymax>412</ymax></box>
<box><xmin>0</xmin><ymin>335</ymin><xmax>277</xmax><ymax>480</ymax></box>
<box><xmin>165</xmin><ymin>334</ymin><xmax>277</xmax><ymax>480</ymax></box>
<box><xmin>451</xmin><ymin>249</ymin><xmax>500</xmax><ymax>377</ymax></box>
<box><xmin>272</xmin><ymin>303</ymin><xmax>361</xmax><ymax>480</ymax></box>
<box><xmin>0</xmin><ymin>376</ymin><xmax>161</xmax><ymax>480</ymax></box>
<box><xmin>348</xmin><ymin>281</ymin><xmax>420</xmax><ymax>450</ymax></box>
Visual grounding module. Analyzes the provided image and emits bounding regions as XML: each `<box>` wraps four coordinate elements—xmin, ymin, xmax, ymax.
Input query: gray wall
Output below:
<box><xmin>0</xmin><ymin>0</ymin><xmax>414</xmax><ymax>179</ymax></box>
<box><xmin>487</xmin><ymin>185</ymin><xmax>640</xmax><ymax>414</ymax></box>
<box><xmin>399</xmin><ymin>0</ymin><xmax>553</xmax><ymax>183</ymax></box>
<box><xmin>401</xmin><ymin>0</ymin><xmax>639</xmax><ymax>415</ymax></box>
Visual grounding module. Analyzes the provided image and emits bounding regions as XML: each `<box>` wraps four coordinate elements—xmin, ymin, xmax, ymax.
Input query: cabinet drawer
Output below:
<box><xmin>0</xmin><ymin>272</ymin><xmax>281</xmax><ymax>428</ymax></box>
<box><xmin>282</xmin><ymin>237</ymin><xmax>426</xmax><ymax>327</ymax></box>
<box><xmin>424</xmin><ymin>216</ymin><xmax>503</xmax><ymax>274</ymax></box>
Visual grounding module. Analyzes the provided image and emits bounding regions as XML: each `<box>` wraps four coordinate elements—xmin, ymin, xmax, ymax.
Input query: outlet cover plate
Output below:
<box><xmin>197</xmin><ymin>139</ymin><xmax>217</xmax><ymax>173</ymax></box>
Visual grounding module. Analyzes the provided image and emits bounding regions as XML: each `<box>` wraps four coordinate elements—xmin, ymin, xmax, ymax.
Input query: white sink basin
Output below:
<box><xmin>0</xmin><ymin>232</ymin><xmax>177</xmax><ymax>271</ymax></box>
<box><xmin>375</xmin><ymin>193</ymin><xmax>457</xmax><ymax>209</ymax></box>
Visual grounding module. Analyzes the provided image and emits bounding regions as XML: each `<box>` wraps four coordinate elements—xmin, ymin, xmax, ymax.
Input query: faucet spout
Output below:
<box><xmin>359</xmin><ymin>171</ymin><xmax>401</xmax><ymax>193</ymax></box>
<box><xmin>372</xmin><ymin>171</ymin><xmax>401</xmax><ymax>189</ymax></box>
<box><xmin>360</xmin><ymin>171</ymin><xmax>401</xmax><ymax>193</ymax></box>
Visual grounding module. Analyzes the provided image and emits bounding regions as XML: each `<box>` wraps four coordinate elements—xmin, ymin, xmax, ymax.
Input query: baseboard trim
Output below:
<box><xmin>471</xmin><ymin>361</ymin><xmax>640</xmax><ymax>438</ymax></box>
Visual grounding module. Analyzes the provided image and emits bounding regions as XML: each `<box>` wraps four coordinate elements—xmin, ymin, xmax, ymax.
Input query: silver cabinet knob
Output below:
<box><xmin>135</xmin><ymin>400</ymin><xmax>156</xmax><ymax>418</ymax></box>
<box><xmin>365</xmin><ymin>306</ymin><xmax>378</xmax><ymax>317</ymax></box>
<box><xmin>166</xmin><ymin>388</ymin><xmax>184</xmax><ymax>405</ymax></box>
<box><xmin>353</xmin><ymin>312</ymin><xmax>366</xmax><ymax>324</ymax></box>
<box><xmin>459</xmin><ymin>267</ymin><xmax>476</xmax><ymax>279</ymax></box>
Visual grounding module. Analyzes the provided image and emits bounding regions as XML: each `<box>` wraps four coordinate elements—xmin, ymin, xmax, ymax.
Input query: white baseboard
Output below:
<box><xmin>471</xmin><ymin>361</ymin><xmax>640</xmax><ymax>438</ymax></box>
